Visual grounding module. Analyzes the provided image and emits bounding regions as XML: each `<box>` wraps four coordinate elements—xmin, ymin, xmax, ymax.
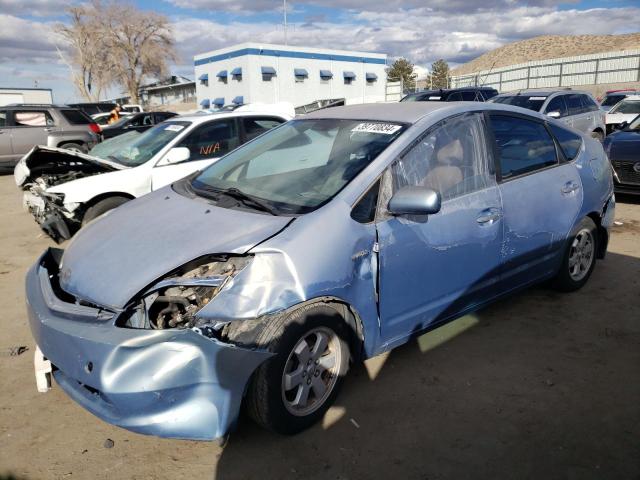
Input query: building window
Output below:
<box><xmin>320</xmin><ymin>70</ymin><xmax>333</xmax><ymax>83</ymax></box>
<box><xmin>366</xmin><ymin>72</ymin><xmax>378</xmax><ymax>84</ymax></box>
<box><xmin>261</xmin><ymin>66</ymin><xmax>276</xmax><ymax>82</ymax></box>
<box><xmin>231</xmin><ymin>67</ymin><xmax>242</xmax><ymax>81</ymax></box>
<box><xmin>198</xmin><ymin>73</ymin><xmax>209</xmax><ymax>86</ymax></box>
<box><xmin>343</xmin><ymin>71</ymin><xmax>356</xmax><ymax>85</ymax></box>
<box><xmin>294</xmin><ymin>68</ymin><xmax>308</xmax><ymax>83</ymax></box>
<box><xmin>216</xmin><ymin>70</ymin><xmax>228</xmax><ymax>84</ymax></box>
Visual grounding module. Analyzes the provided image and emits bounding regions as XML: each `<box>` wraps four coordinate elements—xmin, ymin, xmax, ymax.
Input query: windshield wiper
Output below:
<box><xmin>196</xmin><ymin>186</ymin><xmax>277</xmax><ymax>215</ymax></box>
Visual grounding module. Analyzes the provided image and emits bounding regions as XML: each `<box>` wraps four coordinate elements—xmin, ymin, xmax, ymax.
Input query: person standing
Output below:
<box><xmin>108</xmin><ymin>104</ymin><xmax>122</xmax><ymax>125</ymax></box>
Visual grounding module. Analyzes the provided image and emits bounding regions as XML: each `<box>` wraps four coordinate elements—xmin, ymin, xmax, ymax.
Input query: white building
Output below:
<box><xmin>0</xmin><ymin>87</ymin><xmax>53</xmax><ymax>106</ymax></box>
<box><xmin>194</xmin><ymin>43</ymin><xmax>388</xmax><ymax>110</ymax></box>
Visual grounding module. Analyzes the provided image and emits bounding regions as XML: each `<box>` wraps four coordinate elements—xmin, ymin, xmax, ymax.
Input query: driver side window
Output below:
<box><xmin>544</xmin><ymin>96</ymin><xmax>568</xmax><ymax>118</ymax></box>
<box><xmin>178</xmin><ymin>120</ymin><xmax>240</xmax><ymax>161</ymax></box>
<box><xmin>392</xmin><ymin>113</ymin><xmax>494</xmax><ymax>201</ymax></box>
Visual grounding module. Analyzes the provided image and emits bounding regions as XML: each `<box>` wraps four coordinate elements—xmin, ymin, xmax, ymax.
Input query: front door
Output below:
<box><xmin>0</xmin><ymin>109</ymin><xmax>14</xmax><ymax>165</ymax></box>
<box><xmin>376</xmin><ymin>112</ymin><xmax>504</xmax><ymax>348</ymax></box>
<box><xmin>151</xmin><ymin>118</ymin><xmax>240</xmax><ymax>189</ymax></box>
<box><xmin>487</xmin><ymin>113</ymin><xmax>582</xmax><ymax>284</ymax></box>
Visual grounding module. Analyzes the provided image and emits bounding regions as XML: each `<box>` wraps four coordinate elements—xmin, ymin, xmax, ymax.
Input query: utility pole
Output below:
<box><xmin>283</xmin><ymin>0</ymin><xmax>288</xmax><ymax>45</ymax></box>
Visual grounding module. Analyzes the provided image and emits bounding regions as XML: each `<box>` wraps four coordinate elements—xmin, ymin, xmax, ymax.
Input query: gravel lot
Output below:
<box><xmin>0</xmin><ymin>174</ymin><xmax>638</xmax><ymax>480</ymax></box>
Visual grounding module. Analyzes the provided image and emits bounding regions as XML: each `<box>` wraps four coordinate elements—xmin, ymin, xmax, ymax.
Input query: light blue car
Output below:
<box><xmin>25</xmin><ymin>102</ymin><xmax>615</xmax><ymax>441</ymax></box>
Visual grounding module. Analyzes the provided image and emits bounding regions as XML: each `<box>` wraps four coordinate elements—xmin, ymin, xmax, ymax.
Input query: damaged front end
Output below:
<box><xmin>26</xmin><ymin>249</ymin><xmax>273</xmax><ymax>440</ymax></box>
<box><xmin>15</xmin><ymin>146</ymin><xmax>124</xmax><ymax>242</ymax></box>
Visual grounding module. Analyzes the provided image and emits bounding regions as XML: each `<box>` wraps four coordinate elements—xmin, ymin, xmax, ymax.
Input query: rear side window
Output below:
<box><xmin>580</xmin><ymin>95</ymin><xmax>599</xmax><ymax>112</ymax></box>
<box><xmin>60</xmin><ymin>109</ymin><xmax>92</xmax><ymax>125</ymax></box>
<box><xmin>177</xmin><ymin>119</ymin><xmax>240</xmax><ymax>161</ymax></box>
<box><xmin>544</xmin><ymin>96</ymin><xmax>568</xmax><ymax>117</ymax></box>
<box><xmin>393</xmin><ymin>112</ymin><xmax>494</xmax><ymax>201</ymax></box>
<box><xmin>13</xmin><ymin>110</ymin><xmax>54</xmax><ymax>127</ymax></box>
<box><xmin>0</xmin><ymin>111</ymin><xmax>6</xmax><ymax>127</ymax></box>
<box><xmin>482</xmin><ymin>90</ymin><xmax>498</xmax><ymax>100</ymax></box>
<box><xmin>242</xmin><ymin>116</ymin><xmax>284</xmax><ymax>142</ymax></box>
<box><xmin>489</xmin><ymin>115</ymin><xmax>558</xmax><ymax>180</ymax></box>
<box><xmin>548</xmin><ymin>123</ymin><xmax>582</xmax><ymax>162</ymax></box>
<box><xmin>565</xmin><ymin>95</ymin><xmax>585</xmax><ymax>115</ymax></box>
<box><xmin>446</xmin><ymin>92</ymin><xmax>463</xmax><ymax>101</ymax></box>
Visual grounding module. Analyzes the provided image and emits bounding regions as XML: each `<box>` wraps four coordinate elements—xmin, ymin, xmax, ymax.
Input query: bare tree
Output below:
<box><xmin>101</xmin><ymin>2</ymin><xmax>177</xmax><ymax>104</ymax></box>
<box><xmin>56</xmin><ymin>4</ymin><xmax>114</xmax><ymax>101</ymax></box>
<box><xmin>57</xmin><ymin>1</ymin><xmax>176</xmax><ymax>103</ymax></box>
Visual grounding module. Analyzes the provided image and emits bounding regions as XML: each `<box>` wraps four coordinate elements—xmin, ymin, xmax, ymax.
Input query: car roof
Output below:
<box><xmin>621</xmin><ymin>95</ymin><xmax>640</xmax><ymax>101</ymax></box>
<box><xmin>175</xmin><ymin>109</ymin><xmax>292</xmax><ymax>124</ymax></box>
<box><xmin>301</xmin><ymin>101</ymin><xmax>547</xmax><ymax>124</ymax></box>
<box><xmin>496</xmin><ymin>89</ymin><xmax>591</xmax><ymax>97</ymax></box>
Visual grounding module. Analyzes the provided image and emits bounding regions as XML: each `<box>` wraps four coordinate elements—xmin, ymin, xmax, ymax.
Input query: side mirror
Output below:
<box><xmin>159</xmin><ymin>147</ymin><xmax>190</xmax><ymax>166</ymax></box>
<box><xmin>615</xmin><ymin>121</ymin><xmax>628</xmax><ymax>130</ymax></box>
<box><xmin>388</xmin><ymin>186</ymin><xmax>441</xmax><ymax>216</ymax></box>
<box><xmin>546</xmin><ymin>111</ymin><xmax>561</xmax><ymax>119</ymax></box>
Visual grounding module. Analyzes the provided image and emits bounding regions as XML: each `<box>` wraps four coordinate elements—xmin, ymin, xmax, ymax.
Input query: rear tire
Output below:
<box><xmin>551</xmin><ymin>217</ymin><xmax>598</xmax><ymax>292</ymax></box>
<box><xmin>228</xmin><ymin>304</ymin><xmax>350</xmax><ymax>435</ymax></box>
<box><xmin>60</xmin><ymin>142</ymin><xmax>87</xmax><ymax>153</ymax></box>
<box><xmin>82</xmin><ymin>196</ymin><xmax>130</xmax><ymax>225</ymax></box>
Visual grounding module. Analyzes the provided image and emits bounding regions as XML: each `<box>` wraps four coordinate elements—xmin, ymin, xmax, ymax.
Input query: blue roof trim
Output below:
<box><xmin>343</xmin><ymin>71</ymin><xmax>356</xmax><ymax>79</ymax></box>
<box><xmin>198</xmin><ymin>73</ymin><xmax>208</xmax><ymax>81</ymax></box>
<box><xmin>230</xmin><ymin>67</ymin><xmax>242</xmax><ymax>76</ymax></box>
<box><xmin>200</xmin><ymin>98</ymin><xmax>210</xmax><ymax>107</ymax></box>
<box><xmin>232</xmin><ymin>96</ymin><xmax>244</xmax><ymax>105</ymax></box>
<box><xmin>294</xmin><ymin>68</ymin><xmax>308</xmax><ymax>77</ymax></box>
<box><xmin>213</xmin><ymin>97</ymin><xmax>224</xmax><ymax>106</ymax></box>
<box><xmin>216</xmin><ymin>70</ymin><xmax>227</xmax><ymax>78</ymax></box>
<box><xmin>261</xmin><ymin>66</ymin><xmax>276</xmax><ymax>75</ymax></box>
<box><xmin>195</xmin><ymin>48</ymin><xmax>386</xmax><ymax>66</ymax></box>
<box><xmin>319</xmin><ymin>70</ymin><xmax>333</xmax><ymax>78</ymax></box>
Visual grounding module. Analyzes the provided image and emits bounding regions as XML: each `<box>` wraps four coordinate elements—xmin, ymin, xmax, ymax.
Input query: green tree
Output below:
<box><xmin>387</xmin><ymin>58</ymin><xmax>417</xmax><ymax>91</ymax></box>
<box><xmin>428</xmin><ymin>59</ymin><xmax>450</xmax><ymax>89</ymax></box>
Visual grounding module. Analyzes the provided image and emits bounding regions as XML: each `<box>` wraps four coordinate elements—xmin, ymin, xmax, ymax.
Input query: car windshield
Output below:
<box><xmin>492</xmin><ymin>95</ymin><xmax>547</xmax><ymax>112</ymax></box>
<box><xmin>191</xmin><ymin>119</ymin><xmax>407</xmax><ymax>214</ymax></box>
<box><xmin>90</xmin><ymin>121</ymin><xmax>191</xmax><ymax>166</ymax></box>
<box><xmin>601</xmin><ymin>94</ymin><xmax>627</xmax><ymax>107</ymax></box>
<box><xmin>610</xmin><ymin>100</ymin><xmax>640</xmax><ymax>114</ymax></box>
<box><xmin>628</xmin><ymin>114</ymin><xmax>640</xmax><ymax>130</ymax></box>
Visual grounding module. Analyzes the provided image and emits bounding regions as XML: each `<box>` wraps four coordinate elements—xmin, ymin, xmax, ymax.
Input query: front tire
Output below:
<box><xmin>230</xmin><ymin>304</ymin><xmax>350</xmax><ymax>435</ymax></box>
<box><xmin>82</xmin><ymin>196</ymin><xmax>130</xmax><ymax>225</ymax></box>
<box><xmin>60</xmin><ymin>142</ymin><xmax>87</xmax><ymax>153</ymax></box>
<box><xmin>552</xmin><ymin>217</ymin><xmax>598</xmax><ymax>292</ymax></box>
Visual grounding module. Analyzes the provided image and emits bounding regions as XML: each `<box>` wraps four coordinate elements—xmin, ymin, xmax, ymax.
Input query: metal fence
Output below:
<box><xmin>451</xmin><ymin>49</ymin><xmax>640</xmax><ymax>92</ymax></box>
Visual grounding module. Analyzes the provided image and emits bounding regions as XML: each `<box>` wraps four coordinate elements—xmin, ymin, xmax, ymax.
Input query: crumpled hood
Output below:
<box><xmin>14</xmin><ymin>145</ymin><xmax>125</xmax><ymax>188</ymax></box>
<box><xmin>59</xmin><ymin>187</ymin><xmax>292</xmax><ymax>309</ymax></box>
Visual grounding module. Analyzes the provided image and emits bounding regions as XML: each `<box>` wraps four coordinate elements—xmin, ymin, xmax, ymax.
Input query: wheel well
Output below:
<box><xmin>587</xmin><ymin>211</ymin><xmax>608</xmax><ymax>259</ymax></box>
<box><xmin>57</xmin><ymin>140</ymin><xmax>85</xmax><ymax>147</ymax></box>
<box><xmin>83</xmin><ymin>192</ymin><xmax>135</xmax><ymax>212</ymax></box>
<box><xmin>592</xmin><ymin>127</ymin><xmax>604</xmax><ymax>134</ymax></box>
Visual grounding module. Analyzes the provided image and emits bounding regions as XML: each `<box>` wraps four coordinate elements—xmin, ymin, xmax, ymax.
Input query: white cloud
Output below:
<box><xmin>0</xmin><ymin>0</ymin><xmax>76</xmax><ymax>17</ymax></box>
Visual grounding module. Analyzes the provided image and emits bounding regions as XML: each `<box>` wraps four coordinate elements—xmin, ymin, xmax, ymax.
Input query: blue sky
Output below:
<box><xmin>1</xmin><ymin>0</ymin><xmax>639</xmax><ymax>103</ymax></box>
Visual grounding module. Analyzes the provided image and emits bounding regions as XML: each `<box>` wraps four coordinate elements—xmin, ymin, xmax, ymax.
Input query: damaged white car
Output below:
<box><xmin>14</xmin><ymin>107</ymin><xmax>292</xmax><ymax>242</ymax></box>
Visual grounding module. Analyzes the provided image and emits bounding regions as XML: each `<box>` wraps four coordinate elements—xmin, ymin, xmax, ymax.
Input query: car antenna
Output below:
<box><xmin>478</xmin><ymin>60</ymin><xmax>497</xmax><ymax>88</ymax></box>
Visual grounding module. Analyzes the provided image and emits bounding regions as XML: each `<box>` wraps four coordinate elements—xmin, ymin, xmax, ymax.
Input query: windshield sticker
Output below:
<box><xmin>529</xmin><ymin>96</ymin><xmax>547</xmax><ymax>101</ymax></box>
<box><xmin>165</xmin><ymin>124</ymin><xmax>185</xmax><ymax>132</ymax></box>
<box><xmin>428</xmin><ymin>96</ymin><xmax>442</xmax><ymax>100</ymax></box>
<box><xmin>351</xmin><ymin>123</ymin><xmax>402</xmax><ymax>135</ymax></box>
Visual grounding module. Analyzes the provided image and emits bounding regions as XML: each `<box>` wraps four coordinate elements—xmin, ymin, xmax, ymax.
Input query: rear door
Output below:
<box><xmin>487</xmin><ymin>113</ymin><xmax>582</xmax><ymax>285</ymax></box>
<box><xmin>0</xmin><ymin>109</ymin><xmax>14</xmax><ymax>165</ymax></box>
<box><xmin>376</xmin><ymin>112</ymin><xmax>504</xmax><ymax>346</ymax></box>
<box><xmin>151</xmin><ymin>118</ymin><xmax>240</xmax><ymax>189</ymax></box>
<box><xmin>8</xmin><ymin>109</ymin><xmax>56</xmax><ymax>156</ymax></box>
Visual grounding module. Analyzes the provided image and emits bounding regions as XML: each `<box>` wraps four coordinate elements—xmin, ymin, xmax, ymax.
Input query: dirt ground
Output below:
<box><xmin>0</xmin><ymin>174</ymin><xmax>638</xmax><ymax>480</ymax></box>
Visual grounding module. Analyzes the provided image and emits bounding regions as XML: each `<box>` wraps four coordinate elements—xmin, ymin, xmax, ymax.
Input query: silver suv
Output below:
<box><xmin>491</xmin><ymin>90</ymin><xmax>606</xmax><ymax>141</ymax></box>
<box><xmin>0</xmin><ymin>104</ymin><xmax>100</xmax><ymax>170</ymax></box>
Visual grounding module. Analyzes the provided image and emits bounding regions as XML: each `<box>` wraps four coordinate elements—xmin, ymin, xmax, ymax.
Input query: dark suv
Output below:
<box><xmin>400</xmin><ymin>87</ymin><xmax>499</xmax><ymax>103</ymax></box>
<box><xmin>0</xmin><ymin>104</ymin><xmax>100</xmax><ymax>169</ymax></box>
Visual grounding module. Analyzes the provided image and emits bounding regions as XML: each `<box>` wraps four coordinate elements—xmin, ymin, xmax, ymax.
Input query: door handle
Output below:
<box><xmin>44</xmin><ymin>127</ymin><xmax>54</xmax><ymax>132</ymax></box>
<box><xmin>477</xmin><ymin>208</ymin><xmax>502</xmax><ymax>225</ymax></box>
<box><xmin>561</xmin><ymin>181</ymin><xmax>580</xmax><ymax>194</ymax></box>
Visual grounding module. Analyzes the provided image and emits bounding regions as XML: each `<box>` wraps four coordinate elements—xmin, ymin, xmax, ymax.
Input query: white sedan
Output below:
<box><xmin>14</xmin><ymin>104</ymin><xmax>293</xmax><ymax>242</ymax></box>
<box><xmin>605</xmin><ymin>95</ymin><xmax>640</xmax><ymax>133</ymax></box>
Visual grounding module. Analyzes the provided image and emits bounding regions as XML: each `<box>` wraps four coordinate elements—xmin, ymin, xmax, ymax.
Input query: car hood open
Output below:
<box><xmin>59</xmin><ymin>187</ymin><xmax>293</xmax><ymax>309</ymax></box>
<box><xmin>14</xmin><ymin>145</ymin><xmax>126</xmax><ymax>188</ymax></box>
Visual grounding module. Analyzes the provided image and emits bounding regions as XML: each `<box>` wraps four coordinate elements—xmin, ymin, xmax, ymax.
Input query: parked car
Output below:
<box><xmin>100</xmin><ymin>111</ymin><xmax>179</xmax><ymax>139</ymax></box>
<box><xmin>605</xmin><ymin>95</ymin><xmax>640</xmax><ymax>134</ymax></box>
<box><xmin>24</xmin><ymin>102</ymin><xmax>614</xmax><ymax>442</ymax></box>
<box><xmin>491</xmin><ymin>90</ymin><xmax>606</xmax><ymax>141</ymax></box>
<box><xmin>91</xmin><ymin>112</ymin><xmax>113</xmax><ymax>128</ymax></box>
<box><xmin>121</xmin><ymin>104</ymin><xmax>144</xmax><ymax>114</ymax></box>
<box><xmin>14</xmin><ymin>106</ymin><xmax>293</xmax><ymax>241</ymax></box>
<box><xmin>604</xmin><ymin>113</ymin><xmax>640</xmax><ymax>195</ymax></box>
<box><xmin>67</xmin><ymin>102</ymin><xmax>117</xmax><ymax>116</ymax></box>
<box><xmin>401</xmin><ymin>87</ymin><xmax>499</xmax><ymax>103</ymax></box>
<box><xmin>598</xmin><ymin>90</ymin><xmax>638</xmax><ymax>112</ymax></box>
<box><xmin>0</xmin><ymin>104</ymin><xmax>100</xmax><ymax>170</ymax></box>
